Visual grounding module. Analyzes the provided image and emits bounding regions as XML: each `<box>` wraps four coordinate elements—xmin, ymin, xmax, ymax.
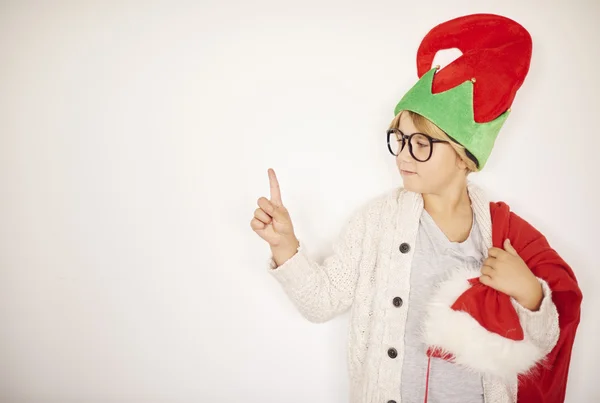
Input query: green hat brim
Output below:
<box><xmin>394</xmin><ymin>67</ymin><xmax>510</xmax><ymax>170</ymax></box>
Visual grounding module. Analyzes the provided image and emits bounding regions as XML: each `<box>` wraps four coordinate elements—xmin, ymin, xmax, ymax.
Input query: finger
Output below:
<box><xmin>481</xmin><ymin>265</ymin><xmax>495</xmax><ymax>277</ymax></box>
<box><xmin>257</xmin><ymin>197</ymin><xmax>275</xmax><ymax>216</ymax></box>
<box><xmin>487</xmin><ymin>247</ymin><xmax>505</xmax><ymax>259</ymax></box>
<box><xmin>483</xmin><ymin>257</ymin><xmax>497</xmax><ymax>269</ymax></box>
<box><xmin>479</xmin><ymin>274</ymin><xmax>494</xmax><ymax>286</ymax></box>
<box><xmin>503</xmin><ymin>238</ymin><xmax>519</xmax><ymax>256</ymax></box>
<box><xmin>257</xmin><ymin>197</ymin><xmax>289</xmax><ymax>222</ymax></box>
<box><xmin>250</xmin><ymin>217</ymin><xmax>266</xmax><ymax>231</ymax></box>
<box><xmin>268</xmin><ymin>168</ymin><xmax>283</xmax><ymax>206</ymax></box>
<box><xmin>254</xmin><ymin>207</ymin><xmax>272</xmax><ymax>224</ymax></box>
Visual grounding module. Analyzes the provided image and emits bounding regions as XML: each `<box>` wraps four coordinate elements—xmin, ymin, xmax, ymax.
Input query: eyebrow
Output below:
<box><xmin>395</xmin><ymin>129</ymin><xmax>427</xmax><ymax>136</ymax></box>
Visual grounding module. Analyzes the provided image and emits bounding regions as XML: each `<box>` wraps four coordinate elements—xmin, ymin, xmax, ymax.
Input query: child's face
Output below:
<box><xmin>395</xmin><ymin>112</ymin><xmax>468</xmax><ymax>194</ymax></box>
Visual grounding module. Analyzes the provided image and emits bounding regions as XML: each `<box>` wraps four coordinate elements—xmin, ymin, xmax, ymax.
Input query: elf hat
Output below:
<box><xmin>393</xmin><ymin>13</ymin><xmax>533</xmax><ymax>170</ymax></box>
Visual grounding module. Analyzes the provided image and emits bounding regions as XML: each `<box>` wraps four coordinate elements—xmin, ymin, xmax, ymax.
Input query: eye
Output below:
<box><xmin>412</xmin><ymin>134</ymin><xmax>430</xmax><ymax>148</ymax></box>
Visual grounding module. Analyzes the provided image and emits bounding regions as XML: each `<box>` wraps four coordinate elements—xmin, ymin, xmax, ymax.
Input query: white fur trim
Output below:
<box><xmin>422</xmin><ymin>267</ymin><xmax>546</xmax><ymax>380</ymax></box>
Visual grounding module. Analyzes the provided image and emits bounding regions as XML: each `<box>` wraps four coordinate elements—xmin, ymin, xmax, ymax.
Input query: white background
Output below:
<box><xmin>1</xmin><ymin>1</ymin><xmax>598</xmax><ymax>402</ymax></box>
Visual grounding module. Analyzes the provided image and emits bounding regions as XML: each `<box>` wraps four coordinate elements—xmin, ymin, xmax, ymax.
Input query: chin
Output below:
<box><xmin>400</xmin><ymin>178</ymin><xmax>423</xmax><ymax>193</ymax></box>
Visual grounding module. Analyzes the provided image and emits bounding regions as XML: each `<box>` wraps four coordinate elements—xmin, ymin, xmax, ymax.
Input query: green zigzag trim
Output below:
<box><xmin>393</xmin><ymin>67</ymin><xmax>510</xmax><ymax>170</ymax></box>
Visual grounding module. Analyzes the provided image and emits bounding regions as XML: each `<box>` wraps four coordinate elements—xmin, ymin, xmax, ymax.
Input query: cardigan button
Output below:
<box><xmin>387</xmin><ymin>347</ymin><xmax>398</xmax><ymax>359</ymax></box>
<box><xmin>392</xmin><ymin>297</ymin><xmax>403</xmax><ymax>307</ymax></box>
<box><xmin>399</xmin><ymin>242</ymin><xmax>410</xmax><ymax>254</ymax></box>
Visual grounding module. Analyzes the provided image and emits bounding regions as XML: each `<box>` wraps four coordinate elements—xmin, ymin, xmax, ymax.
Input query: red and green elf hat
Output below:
<box><xmin>393</xmin><ymin>13</ymin><xmax>533</xmax><ymax>170</ymax></box>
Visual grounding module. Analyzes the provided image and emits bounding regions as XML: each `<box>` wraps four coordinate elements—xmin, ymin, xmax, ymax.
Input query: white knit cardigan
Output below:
<box><xmin>267</xmin><ymin>181</ymin><xmax>560</xmax><ymax>403</ymax></box>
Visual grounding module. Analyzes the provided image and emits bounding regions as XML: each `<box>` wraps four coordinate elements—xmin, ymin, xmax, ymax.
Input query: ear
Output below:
<box><xmin>455</xmin><ymin>152</ymin><xmax>468</xmax><ymax>172</ymax></box>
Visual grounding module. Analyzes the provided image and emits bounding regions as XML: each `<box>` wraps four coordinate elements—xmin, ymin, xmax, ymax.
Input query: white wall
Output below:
<box><xmin>1</xmin><ymin>1</ymin><xmax>598</xmax><ymax>402</ymax></box>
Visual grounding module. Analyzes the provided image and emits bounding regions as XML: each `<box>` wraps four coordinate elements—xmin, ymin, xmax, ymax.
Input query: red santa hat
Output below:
<box><xmin>423</xmin><ymin>267</ymin><xmax>545</xmax><ymax>378</ymax></box>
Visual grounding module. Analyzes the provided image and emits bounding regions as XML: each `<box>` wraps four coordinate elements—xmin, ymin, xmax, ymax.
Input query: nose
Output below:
<box><xmin>397</xmin><ymin>139</ymin><xmax>414</xmax><ymax>163</ymax></box>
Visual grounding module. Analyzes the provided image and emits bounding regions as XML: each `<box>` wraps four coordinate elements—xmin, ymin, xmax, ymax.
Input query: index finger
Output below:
<box><xmin>268</xmin><ymin>168</ymin><xmax>283</xmax><ymax>205</ymax></box>
<box><xmin>487</xmin><ymin>247</ymin><xmax>504</xmax><ymax>259</ymax></box>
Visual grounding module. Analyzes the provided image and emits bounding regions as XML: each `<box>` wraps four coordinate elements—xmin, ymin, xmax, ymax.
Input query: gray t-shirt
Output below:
<box><xmin>400</xmin><ymin>207</ymin><xmax>485</xmax><ymax>403</ymax></box>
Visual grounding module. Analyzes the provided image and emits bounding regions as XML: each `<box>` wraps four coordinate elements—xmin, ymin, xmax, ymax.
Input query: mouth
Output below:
<box><xmin>400</xmin><ymin>169</ymin><xmax>417</xmax><ymax>176</ymax></box>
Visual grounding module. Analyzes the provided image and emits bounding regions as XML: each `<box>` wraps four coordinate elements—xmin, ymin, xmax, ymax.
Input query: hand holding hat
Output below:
<box><xmin>481</xmin><ymin>238</ymin><xmax>544</xmax><ymax>311</ymax></box>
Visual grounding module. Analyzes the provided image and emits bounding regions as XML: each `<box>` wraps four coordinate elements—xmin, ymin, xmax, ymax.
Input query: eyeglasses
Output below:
<box><xmin>386</xmin><ymin>128</ymin><xmax>450</xmax><ymax>162</ymax></box>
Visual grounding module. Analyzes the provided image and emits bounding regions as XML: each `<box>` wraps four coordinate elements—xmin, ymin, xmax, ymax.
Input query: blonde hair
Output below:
<box><xmin>389</xmin><ymin>110</ymin><xmax>479</xmax><ymax>173</ymax></box>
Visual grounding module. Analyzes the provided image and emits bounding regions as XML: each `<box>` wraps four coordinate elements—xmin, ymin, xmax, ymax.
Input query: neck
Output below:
<box><xmin>422</xmin><ymin>178</ymin><xmax>471</xmax><ymax>218</ymax></box>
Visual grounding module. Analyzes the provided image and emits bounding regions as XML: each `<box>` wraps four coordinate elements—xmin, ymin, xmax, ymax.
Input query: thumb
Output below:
<box><xmin>503</xmin><ymin>238</ymin><xmax>519</xmax><ymax>256</ymax></box>
<box><xmin>268</xmin><ymin>201</ymin><xmax>291</xmax><ymax>223</ymax></box>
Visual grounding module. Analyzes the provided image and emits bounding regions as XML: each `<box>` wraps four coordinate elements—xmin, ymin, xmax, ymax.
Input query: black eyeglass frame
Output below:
<box><xmin>386</xmin><ymin>128</ymin><xmax>450</xmax><ymax>162</ymax></box>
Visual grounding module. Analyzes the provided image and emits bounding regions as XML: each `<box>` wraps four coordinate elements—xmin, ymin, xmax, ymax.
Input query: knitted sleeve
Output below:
<box><xmin>265</xmin><ymin>201</ymin><xmax>371</xmax><ymax>323</ymax></box>
<box><xmin>510</xmin><ymin>277</ymin><xmax>560</xmax><ymax>357</ymax></box>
